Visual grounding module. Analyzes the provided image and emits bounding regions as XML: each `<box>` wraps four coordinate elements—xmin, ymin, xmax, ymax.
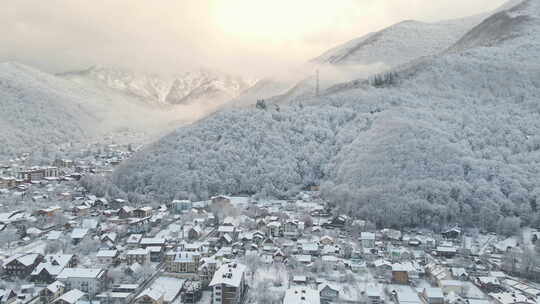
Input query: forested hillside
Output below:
<box><xmin>113</xmin><ymin>0</ymin><xmax>540</xmax><ymax>230</ymax></box>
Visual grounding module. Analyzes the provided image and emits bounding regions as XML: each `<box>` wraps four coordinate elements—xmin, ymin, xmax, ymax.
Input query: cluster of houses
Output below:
<box><xmin>1</xmin><ymin>151</ymin><xmax>540</xmax><ymax>304</ymax></box>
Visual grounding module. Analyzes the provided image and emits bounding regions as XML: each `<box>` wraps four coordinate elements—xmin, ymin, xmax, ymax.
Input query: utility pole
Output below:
<box><xmin>315</xmin><ymin>69</ymin><xmax>320</xmax><ymax>97</ymax></box>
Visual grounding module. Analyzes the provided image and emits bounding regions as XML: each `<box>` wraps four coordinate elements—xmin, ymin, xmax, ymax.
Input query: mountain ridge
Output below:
<box><xmin>0</xmin><ymin>62</ymin><xmax>179</xmax><ymax>157</ymax></box>
<box><xmin>113</xmin><ymin>0</ymin><xmax>540</xmax><ymax>230</ymax></box>
<box><xmin>59</xmin><ymin>66</ymin><xmax>253</xmax><ymax>108</ymax></box>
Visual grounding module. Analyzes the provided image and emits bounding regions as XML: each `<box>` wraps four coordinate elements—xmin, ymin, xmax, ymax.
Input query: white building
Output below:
<box><xmin>57</xmin><ymin>268</ymin><xmax>107</xmax><ymax>297</ymax></box>
<box><xmin>361</xmin><ymin>232</ymin><xmax>376</xmax><ymax>249</ymax></box>
<box><xmin>284</xmin><ymin>287</ymin><xmax>320</xmax><ymax>304</ymax></box>
<box><xmin>209</xmin><ymin>263</ymin><xmax>247</xmax><ymax>304</ymax></box>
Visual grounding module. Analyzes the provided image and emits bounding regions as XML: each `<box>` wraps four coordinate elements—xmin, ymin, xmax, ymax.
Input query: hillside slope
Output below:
<box><xmin>312</xmin><ymin>15</ymin><xmax>484</xmax><ymax>67</ymax></box>
<box><xmin>113</xmin><ymin>0</ymin><xmax>540</xmax><ymax>230</ymax></box>
<box><xmin>233</xmin><ymin>13</ymin><xmax>485</xmax><ymax>107</ymax></box>
<box><xmin>0</xmin><ymin>62</ymin><xmax>177</xmax><ymax>157</ymax></box>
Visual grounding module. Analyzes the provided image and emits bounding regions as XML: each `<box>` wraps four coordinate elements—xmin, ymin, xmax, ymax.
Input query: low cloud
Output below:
<box><xmin>0</xmin><ymin>0</ymin><xmax>508</xmax><ymax>78</ymax></box>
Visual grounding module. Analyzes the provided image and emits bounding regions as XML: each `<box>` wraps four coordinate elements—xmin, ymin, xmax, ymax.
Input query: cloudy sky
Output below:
<box><xmin>1</xmin><ymin>0</ymin><xmax>507</xmax><ymax>78</ymax></box>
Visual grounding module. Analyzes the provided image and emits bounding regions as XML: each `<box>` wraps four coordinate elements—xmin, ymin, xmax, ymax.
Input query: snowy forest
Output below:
<box><xmin>113</xmin><ymin>1</ymin><xmax>540</xmax><ymax>231</ymax></box>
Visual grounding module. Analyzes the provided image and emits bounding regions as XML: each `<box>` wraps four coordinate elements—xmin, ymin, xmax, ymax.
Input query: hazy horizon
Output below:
<box><xmin>1</xmin><ymin>0</ymin><xmax>507</xmax><ymax>78</ymax></box>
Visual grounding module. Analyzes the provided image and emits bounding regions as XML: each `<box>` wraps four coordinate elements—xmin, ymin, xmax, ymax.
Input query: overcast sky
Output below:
<box><xmin>0</xmin><ymin>0</ymin><xmax>507</xmax><ymax>78</ymax></box>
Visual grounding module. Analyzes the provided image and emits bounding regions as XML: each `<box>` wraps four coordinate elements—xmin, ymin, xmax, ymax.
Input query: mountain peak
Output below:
<box><xmin>311</xmin><ymin>13</ymin><xmax>485</xmax><ymax>68</ymax></box>
<box><xmin>58</xmin><ymin>65</ymin><xmax>252</xmax><ymax>109</ymax></box>
<box><xmin>450</xmin><ymin>0</ymin><xmax>538</xmax><ymax>51</ymax></box>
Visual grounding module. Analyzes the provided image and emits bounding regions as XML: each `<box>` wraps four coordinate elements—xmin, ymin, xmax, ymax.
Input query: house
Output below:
<box><xmin>72</xmin><ymin>205</ymin><xmax>90</xmax><ymax>216</ymax></box>
<box><xmin>31</xmin><ymin>254</ymin><xmax>76</xmax><ymax>283</ymax></box>
<box><xmin>184</xmin><ymin>242</ymin><xmax>205</xmax><ymax>253</ymax></box>
<box><xmin>70</xmin><ymin>228</ymin><xmax>89</xmax><ymax>244</ymax></box>
<box><xmin>435</xmin><ymin>246</ymin><xmax>458</xmax><ymax>258</ymax></box>
<box><xmin>57</xmin><ymin>268</ymin><xmax>107</xmax><ymax>297</ymax></box>
<box><xmin>209</xmin><ymin>263</ymin><xmax>247</xmax><ymax>304</ymax></box>
<box><xmin>52</xmin><ymin>289</ymin><xmax>85</xmax><ymax>304</ymax></box>
<box><xmin>149</xmin><ymin>246</ymin><xmax>164</xmax><ymax>262</ymax></box>
<box><xmin>321</xmin><ymin>255</ymin><xmax>341</xmax><ymax>269</ymax></box>
<box><xmin>126</xmin><ymin>234</ymin><xmax>142</xmax><ymax>247</ymax></box>
<box><xmin>442</xmin><ymin>226</ymin><xmax>461</xmax><ymax>239</ymax></box>
<box><xmin>493</xmin><ymin>238</ymin><xmax>519</xmax><ymax>253</ymax></box>
<box><xmin>112</xmin><ymin>284</ymin><xmax>139</xmax><ymax>293</ymax></box>
<box><xmin>118</xmin><ymin>206</ymin><xmax>133</xmax><ymax>218</ymax></box>
<box><xmin>426</xmin><ymin>263</ymin><xmax>452</xmax><ymax>285</ymax></box>
<box><xmin>475</xmin><ymin>277</ymin><xmax>503</xmax><ymax>293</ymax></box>
<box><xmin>133</xmin><ymin>207</ymin><xmax>153</xmax><ymax>218</ymax></box>
<box><xmin>126</xmin><ymin>248</ymin><xmax>150</xmax><ymax>265</ymax></box>
<box><xmin>211</xmin><ymin>195</ymin><xmax>231</xmax><ymax>206</ymax></box>
<box><xmin>100</xmin><ymin>232</ymin><xmax>117</xmax><ymax>244</ymax></box>
<box><xmin>96</xmin><ymin>250</ymin><xmax>119</xmax><ymax>265</ymax></box>
<box><xmin>283</xmin><ymin>220</ymin><xmax>302</xmax><ymax>238</ymax></box>
<box><xmin>47</xmin><ymin>231</ymin><xmax>63</xmax><ymax>241</ymax></box>
<box><xmin>390</xmin><ymin>285</ymin><xmax>423</xmax><ymax>304</ymax></box>
<box><xmin>93</xmin><ymin>198</ymin><xmax>109</xmax><ymax>209</ymax></box>
<box><xmin>489</xmin><ymin>292</ymin><xmax>535</xmax><ymax>304</ymax></box>
<box><xmin>217</xmin><ymin>225</ymin><xmax>236</xmax><ymax>238</ymax></box>
<box><xmin>139</xmin><ymin>237</ymin><xmax>166</xmax><ymax>249</ymax></box>
<box><xmin>284</xmin><ymin>287</ymin><xmax>320</xmax><ymax>304</ymax></box>
<box><xmin>382</xmin><ymin>229</ymin><xmax>402</xmax><ymax>242</ymax></box>
<box><xmin>81</xmin><ymin>219</ymin><xmax>99</xmax><ymax>232</ymax></box>
<box><xmin>365</xmin><ymin>284</ymin><xmax>383</xmax><ymax>304</ymax></box>
<box><xmin>0</xmin><ymin>177</ymin><xmax>17</xmax><ymax>189</ymax></box>
<box><xmin>0</xmin><ymin>289</ymin><xmax>17</xmax><ymax>304</ymax></box>
<box><xmin>54</xmin><ymin>159</ymin><xmax>74</xmax><ymax>168</ymax></box>
<box><xmin>294</xmin><ymin>255</ymin><xmax>313</xmax><ymax>265</ymax></box>
<box><xmin>273</xmin><ymin>249</ymin><xmax>286</xmax><ymax>263</ymax></box>
<box><xmin>35</xmin><ymin>206</ymin><xmax>62</xmax><ymax>217</ymax></box>
<box><xmin>2</xmin><ymin>253</ymin><xmax>44</xmax><ymax>278</ymax></box>
<box><xmin>319</xmin><ymin>236</ymin><xmax>334</xmax><ymax>246</ymax></box>
<box><xmin>128</xmin><ymin>217</ymin><xmax>151</xmax><ymax>233</ymax></box>
<box><xmin>219</xmin><ymin>234</ymin><xmax>233</xmax><ymax>246</ymax></box>
<box><xmin>181</xmin><ymin>280</ymin><xmax>202</xmax><ymax>304</ymax></box>
<box><xmin>319</xmin><ymin>283</ymin><xmax>339</xmax><ymax>304</ymax></box>
<box><xmin>267</xmin><ymin>221</ymin><xmax>282</xmax><ymax>237</ymax></box>
<box><xmin>392</xmin><ymin>264</ymin><xmax>410</xmax><ymax>284</ymax></box>
<box><xmin>39</xmin><ymin>281</ymin><xmax>65</xmax><ymax>304</ymax></box>
<box><xmin>172</xmin><ymin>200</ymin><xmax>192</xmax><ymax>213</ymax></box>
<box><xmin>293</xmin><ymin>275</ymin><xmax>308</xmax><ymax>285</ymax></box>
<box><xmin>439</xmin><ymin>280</ymin><xmax>464</xmax><ymax>295</ymax></box>
<box><xmin>451</xmin><ymin>267</ymin><xmax>468</xmax><ymax>281</ymax></box>
<box><xmin>361</xmin><ymin>232</ymin><xmax>376</xmax><ymax>249</ymax></box>
<box><xmin>188</xmin><ymin>226</ymin><xmax>203</xmax><ymax>240</ymax></box>
<box><xmin>134</xmin><ymin>287</ymin><xmax>164</xmax><ymax>304</ymax></box>
<box><xmin>170</xmin><ymin>252</ymin><xmax>201</xmax><ymax>273</ymax></box>
<box><xmin>421</xmin><ymin>288</ymin><xmax>444</xmax><ymax>304</ymax></box>
<box><xmin>96</xmin><ymin>292</ymin><xmax>131</xmax><ymax>304</ymax></box>
<box><xmin>198</xmin><ymin>257</ymin><xmax>220</xmax><ymax>286</ymax></box>
<box><xmin>301</xmin><ymin>243</ymin><xmax>320</xmax><ymax>256</ymax></box>
<box><xmin>323</xmin><ymin>215</ymin><xmax>349</xmax><ymax>228</ymax></box>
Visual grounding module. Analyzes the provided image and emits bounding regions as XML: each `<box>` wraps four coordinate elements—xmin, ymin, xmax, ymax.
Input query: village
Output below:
<box><xmin>0</xmin><ymin>143</ymin><xmax>540</xmax><ymax>304</ymax></box>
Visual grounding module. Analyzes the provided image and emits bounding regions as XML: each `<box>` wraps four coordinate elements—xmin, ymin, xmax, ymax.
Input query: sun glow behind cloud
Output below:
<box><xmin>0</xmin><ymin>0</ymin><xmax>509</xmax><ymax>77</ymax></box>
<box><xmin>211</xmin><ymin>0</ymin><xmax>365</xmax><ymax>42</ymax></box>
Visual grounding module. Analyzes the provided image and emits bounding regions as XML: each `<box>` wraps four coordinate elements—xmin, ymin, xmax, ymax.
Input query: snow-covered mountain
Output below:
<box><xmin>60</xmin><ymin>66</ymin><xmax>252</xmax><ymax>107</ymax></box>
<box><xmin>59</xmin><ymin>66</ymin><xmax>169</xmax><ymax>104</ymax></box>
<box><xmin>311</xmin><ymin>15</ymin><xmax>485</xmax><ymax>67</ymax></box>
<box><xmin>0</xmin><ymin>62</ymin><xmax>179</xmax><ymax>157</ymax></box>
<box><xmin>231</xmin><ymin>13</ymin><xmax>487</xmax><ymax>107</ymax></box>
<box><xmin>113</xmin><ymin>0</ymin><xmax>540</xmax><ymax>230</ymax></box>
